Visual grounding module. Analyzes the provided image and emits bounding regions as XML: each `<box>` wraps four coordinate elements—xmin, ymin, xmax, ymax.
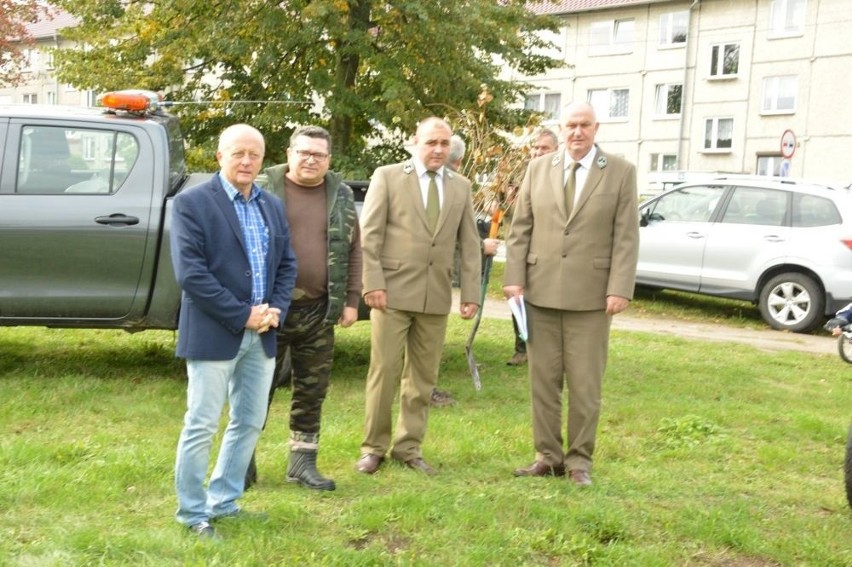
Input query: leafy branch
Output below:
<box><xmin>440</xmin><ymin>85</ymin><xmax>546</xmax><ymax>233</ymax></box>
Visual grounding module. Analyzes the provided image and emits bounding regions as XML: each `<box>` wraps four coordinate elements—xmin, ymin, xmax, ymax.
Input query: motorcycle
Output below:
<box><xmin>836</xmin><ymin>324</ymin><xmax>852</xmax><ymax>364</ymax></box>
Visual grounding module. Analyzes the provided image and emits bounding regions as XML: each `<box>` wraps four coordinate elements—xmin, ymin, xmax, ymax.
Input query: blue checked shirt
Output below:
<box><xmin>219</xmin><ymin>173</ymin><xmax>270</xmax><ymax>305</ymax></box>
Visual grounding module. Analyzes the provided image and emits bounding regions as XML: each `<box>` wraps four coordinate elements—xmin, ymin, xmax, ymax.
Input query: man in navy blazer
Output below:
<box><xmin>170</xmin><ymin>124</ymin><xmax>297</xmax><ymax>539</ymax></box>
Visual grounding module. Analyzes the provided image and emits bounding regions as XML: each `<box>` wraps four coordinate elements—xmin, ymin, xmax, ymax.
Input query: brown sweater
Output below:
<box><xmin>284</xmin><ymin>176</ymin><xmax>362</xmax><ymax>308</ymax></box>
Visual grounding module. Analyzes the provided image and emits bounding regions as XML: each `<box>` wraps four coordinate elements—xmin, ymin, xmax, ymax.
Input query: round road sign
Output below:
<box><xmin>781</xmin><ymin>129</ymin><xmax>796</xmax><ymax>159</ymax></box>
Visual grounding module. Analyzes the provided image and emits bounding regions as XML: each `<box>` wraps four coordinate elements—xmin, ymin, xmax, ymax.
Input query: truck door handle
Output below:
<box><xmin>95</xmin><ymin>214</ymin><xmax>140</xmax><ymax>226</ymax></box>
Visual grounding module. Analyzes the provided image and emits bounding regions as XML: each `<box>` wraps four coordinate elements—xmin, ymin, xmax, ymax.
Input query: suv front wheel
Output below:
<box><xmin>758</xmin><ymin>272</ymin><xmax>824</xmax><ymax>333</ymax></box>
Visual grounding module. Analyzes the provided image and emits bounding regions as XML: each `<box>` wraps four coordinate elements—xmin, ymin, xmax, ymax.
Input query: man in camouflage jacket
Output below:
<box><xmin>250</xmin><ymin>125</ymin><xmax>362</xmax><ymax>491</ymax></box>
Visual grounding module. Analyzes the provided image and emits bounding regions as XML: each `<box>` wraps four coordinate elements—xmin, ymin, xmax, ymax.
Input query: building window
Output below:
<box><xmin>710</xmin><ymin>43</ymin><xmax>739</xmax><ymax>77</ymax></box>
<box><xmin>524</xmin><ymin>92</ymin><xmax>561</xmax><ymax>122</ymax></box>
<box><xmin>659</xmin><ymin>11</ymin><xmax>688</xmax><ymax>47</ymax></box>
<box><xmin>45</xmin><ymin>51</ymin><xmax>54</xmax><ymax>70</ymax></box>
<box><xmin>654</xmin><ymin>84</ymin><xmax>682</xmax><ymax>117</ymax></box>
<box><xmin>22</xmin><ymin>48</ymin><xmax>40</xmax><ymax>71</ymax></box>
<box><xmin>704</xmin><ymin>118</ymin><xmax>733</xmax><ymax>151</ymax></box>
<box><xmin>82</xmin><ymin>136</ymin><xmax>97</xmax><ymax>161</ymax></box>
<box><xmin>588</xmin><ymin>88</ymin><xmax>629</xmax><ymax>120</ymax></box>
<box><xmin>650</xmin><ymin>153</ymin><xmax>679</xmax><ymax>172</ymax></box>
<box><xmin>762</xmin><ymin>76</ymin><xmax>797</xmax><ymax>113</ymax></box>
<box><xmin>84</xmin><ymin>90</ymin><xmax>98</xmax><ymax>107</ymax></box>
<box><xmin>757</xmin><ymin>155</ymin><xmax>785</xmax><ymax>176</ymax></box>
<box><xmin>589</xmin><ymin>19</ymin><xmax>634</xmax><ymax>56</ymax></box>
<box><xmin>46</xmin><ymin>92</ymin><xmax>57</xmax><ymax>105</ymax></box>
<box><xmin>769</xmin><ymin>0</ymin><xmax>806</xmax><ymax>38</ymax></box>
<box><xmin>22</xmin><ymin>94</ymin><xmax>38</xmax><ymax>104</ymax></box>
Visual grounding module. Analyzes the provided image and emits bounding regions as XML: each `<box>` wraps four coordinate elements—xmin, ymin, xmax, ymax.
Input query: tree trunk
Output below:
<box><xmin>329</xmin><ymin>0</ymin><xmax>372</xmax><ymax>157</ymax></box>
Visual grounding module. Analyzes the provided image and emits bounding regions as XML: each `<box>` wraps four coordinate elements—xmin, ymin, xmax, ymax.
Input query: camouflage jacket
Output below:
<box><xmin>258</xmin><ymin>164</ymin><xmax>359</xmax><ymax>324</ymax></box>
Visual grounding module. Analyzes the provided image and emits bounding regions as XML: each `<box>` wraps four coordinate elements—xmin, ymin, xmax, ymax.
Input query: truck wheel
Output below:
<box><xmin>758</xmin><ymin>273</ymin><xmax>823</xmax><ymax>333</ymax></box>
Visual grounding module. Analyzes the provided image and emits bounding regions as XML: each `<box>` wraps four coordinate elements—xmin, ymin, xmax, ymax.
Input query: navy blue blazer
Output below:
<box><xmin>170</xmin><ymin>173</ymin><xmax>297</xmax><ymax>360</ymax></box>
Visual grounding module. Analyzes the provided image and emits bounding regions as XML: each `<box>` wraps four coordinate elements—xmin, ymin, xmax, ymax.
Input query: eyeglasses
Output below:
<box><xmin>293</xmin><ymin>149</ymin><xmax>330</xmax><ymax>162</ymax></box>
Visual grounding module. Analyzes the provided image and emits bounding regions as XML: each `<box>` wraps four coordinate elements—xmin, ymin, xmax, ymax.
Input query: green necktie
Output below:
<box><xmin>565</xmin><ymin>161</ymin><xmax>580</xmax><ymax>217</ymax></box>
<box><xmin>426</xmin><ymin>170</ymin><xmax>440</xmax><ymax>232</ymax></box>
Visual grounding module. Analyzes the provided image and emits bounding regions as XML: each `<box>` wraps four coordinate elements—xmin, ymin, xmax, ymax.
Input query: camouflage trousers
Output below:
<box><xmin>270</xmin><ymin>299</ymin><xmax>335</xmax><ymax>437</ymax></box>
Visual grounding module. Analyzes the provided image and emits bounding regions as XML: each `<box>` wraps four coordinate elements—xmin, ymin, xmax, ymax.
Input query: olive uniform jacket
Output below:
<box><xmin>360</xmin><ymin>160</ymin><xmax>481</xmax><ymax>314</ymax></box>
<box><xmin>504</xmin><ymin>147</ymin><xmax>639</xmax><ymax>310</ymax></box>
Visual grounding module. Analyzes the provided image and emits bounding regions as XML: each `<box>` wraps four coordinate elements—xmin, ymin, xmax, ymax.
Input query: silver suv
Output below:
<box><xmin>637</xmin><ymin>176</ymin><xmax>852</xmax><ymax>333</ymax></box>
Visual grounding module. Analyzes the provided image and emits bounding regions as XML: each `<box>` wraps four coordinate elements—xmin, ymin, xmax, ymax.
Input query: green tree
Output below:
<box><xmin>0</xmin><ymin>0</ymin><xmax>48</xmax><ymax>86</ymax></box>
<box><xmin>52</xmin><ymin>0</ymin><xmax>561</xmax><ymax>176</ymax></box>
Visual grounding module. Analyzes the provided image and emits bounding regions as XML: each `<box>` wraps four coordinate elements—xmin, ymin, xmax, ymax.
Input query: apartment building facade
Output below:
<box><xmin>5</xmin><ymin>2</ymin><xmax>850</xmax><ymax>193</ymax></box>
<box><xmin>0</xmin><ymin>11</ymin><xmax>90</xmax><ymax>108</ymax></box>
<box><xmin>517</xmin><ymin>0</ymin><xmax>852</xmax><ymax>192</ymax></box>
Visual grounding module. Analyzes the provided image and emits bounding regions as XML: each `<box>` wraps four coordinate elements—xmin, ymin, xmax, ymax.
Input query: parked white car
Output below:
<box><xmin>637</xmin><ymin>176</ymin><xmax>852</xmax><ymax>333</ymax></box>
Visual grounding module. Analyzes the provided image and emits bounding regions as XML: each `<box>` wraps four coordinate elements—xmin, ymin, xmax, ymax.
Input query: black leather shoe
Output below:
<box><xmin>355</xmin><ymin>453</ymin><xmax>384</xmax><ymax>474</ymax></box>
<box><xmin>403</xmin><ymin>457</ymin><xmax>437</xmax><ymax>475</ymax></box>
<box><xmin>513</xmin><ymin>461</ymin><xmax>565</xmax><ymax>477</ymax></box>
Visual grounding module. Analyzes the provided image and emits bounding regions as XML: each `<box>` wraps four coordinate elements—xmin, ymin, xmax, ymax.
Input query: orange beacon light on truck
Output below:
<box><xmin>98</xmin><ymin>90</ymin><xmax>162</xmax><ymax>113</ymax></box>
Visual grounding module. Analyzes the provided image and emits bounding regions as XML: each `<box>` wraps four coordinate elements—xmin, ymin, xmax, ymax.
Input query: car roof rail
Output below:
<box><xmin>705</xmin><ymin>174</ymin><xmax>848</xmax><ymax>191</ymax></box>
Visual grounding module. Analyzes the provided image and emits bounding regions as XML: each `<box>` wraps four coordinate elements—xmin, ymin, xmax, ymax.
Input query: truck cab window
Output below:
<box><xmin>16</xmin><ymin>126</ymin><xmax>139</xmax><ymax>194</ymax></box>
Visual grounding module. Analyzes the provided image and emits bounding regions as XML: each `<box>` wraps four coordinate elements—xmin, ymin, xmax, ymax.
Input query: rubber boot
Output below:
<box><xmin>286</xmin><ymin>448</ymin><xmax>336</xmax><ymax>491</ymax></box>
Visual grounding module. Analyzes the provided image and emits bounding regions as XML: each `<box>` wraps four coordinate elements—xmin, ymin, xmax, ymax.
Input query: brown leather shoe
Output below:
<box><xmin>513</xmin><ymin>461</ymin><xmax>565</xmax><ymax>477</ymax></box>
<box><xmin>568</xmin><ymin>469</ymin><xmax>592</xmax><ymax>486</ymax></box>
<box><xmin>355</xmin><ymin>453</ymin><xmax>383</xmax><ymax>475</ymax></box>
<box><xmin>506</xmin><ymin>352</ymin><xmax>528</xmax><ymax>366</ymax></box>
<box><xmin>403</xmin><ymin>457</ymin><xmax>437</xmax><ymax>475</ymax></box>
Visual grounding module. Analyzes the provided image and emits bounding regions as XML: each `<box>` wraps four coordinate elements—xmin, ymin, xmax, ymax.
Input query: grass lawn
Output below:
<box><xmin>1</xmin><ymin>316</ymin><xmax>850</xmax><ymax>566</ymax></box>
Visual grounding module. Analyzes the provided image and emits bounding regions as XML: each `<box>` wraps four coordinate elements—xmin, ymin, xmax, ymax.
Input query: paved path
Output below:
<box><xmin>453</xmin><ymin>290</ymin><xmax>836</xmax><ymax>356</ymax></box>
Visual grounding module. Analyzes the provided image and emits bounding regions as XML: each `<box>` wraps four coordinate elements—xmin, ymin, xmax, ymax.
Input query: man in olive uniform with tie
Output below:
<box><xmin>504</xmin><ymin>102</ymin><xmax>639</xmax><ymax>486</ymax></box>
<box><xmin>356</xmin><ymin>117</ymin><xmax>482</xmax><ymax>475</ymax></box>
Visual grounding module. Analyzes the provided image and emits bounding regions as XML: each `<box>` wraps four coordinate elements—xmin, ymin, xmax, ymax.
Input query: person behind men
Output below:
<box><xmin>825</xmin><ymin>302</ymin><xmax>852</xmax><ymax>335</ymax></box>
<box><xmin>430</xmin><ymin>134</ymin><xmax>498</xmax><ymax>408</ymax></box>
<box><xmin>503</xmin><ymin>102</ymin><xmax>639</xmax><ymax>486</ymax></box>
<box><xmin>505</xmin><ymin>127</ymin><xmax>559</xmax><ymax>367</ymax></box>
<box><xmin>170</xmin><ymin>124</ymin><xmax>297</xmax><ymax>538</ymax></box>
<box><xmin>255</xmin><ymin>125</ymin><xmax>362</xmax><ymax>491</ymax></box>
<box><xmin>356</xmin><ymin>117</ymin><xmax>482</xmax><ymax>475</ymax></box>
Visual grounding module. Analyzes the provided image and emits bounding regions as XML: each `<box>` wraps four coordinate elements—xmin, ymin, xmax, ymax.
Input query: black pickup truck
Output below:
<box><xmin>0</xmin><ymin>91</ymin><xmax>211</xmax><ymax>330</ymax></box>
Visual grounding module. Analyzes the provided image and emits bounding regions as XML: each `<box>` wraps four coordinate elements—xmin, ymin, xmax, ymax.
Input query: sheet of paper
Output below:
<box><xmin>508</xmin><ymin>295</ymin><xmax>528</xmax><ymax>341</ymax></box>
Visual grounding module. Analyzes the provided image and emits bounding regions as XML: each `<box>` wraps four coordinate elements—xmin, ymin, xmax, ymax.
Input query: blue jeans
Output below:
<box><xmin>174</xmin><ymin>330</ymin><xmax>275</xmax><ymax>526</ymax></box>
